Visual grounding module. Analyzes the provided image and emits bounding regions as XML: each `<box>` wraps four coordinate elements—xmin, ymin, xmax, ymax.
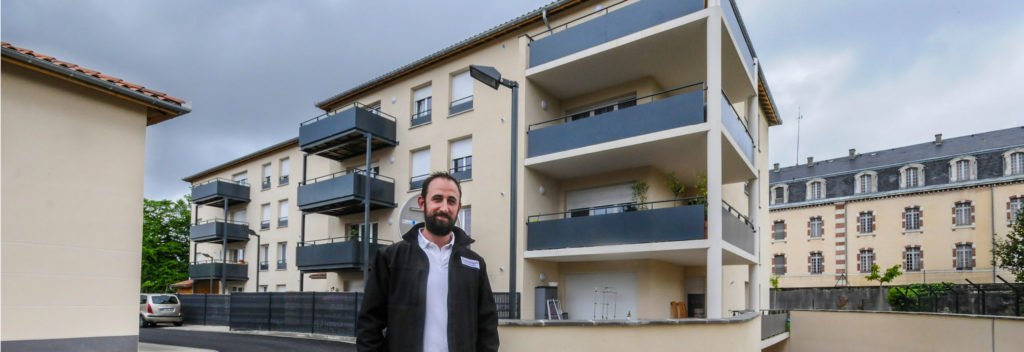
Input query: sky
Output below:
<box><xmin>3</xmin><ymin>0</ymin><xmax>1023</xmax><ymax>200</ymax></box>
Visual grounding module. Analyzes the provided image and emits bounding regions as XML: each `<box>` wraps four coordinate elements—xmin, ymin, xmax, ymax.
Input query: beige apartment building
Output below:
<box><xmin>768</xmin><ymin>127</ymin><xmax>1024</xmax><ymax>288</ymax></box>
<box><xmin>185</xmin><ymin>0</ymin><xmax>787</xmax><ymax>348</ymax></box>
<box><xmin>2</xmin><ymin>43</ymin><xmax>191</xmax><ymax>351</ymax></box>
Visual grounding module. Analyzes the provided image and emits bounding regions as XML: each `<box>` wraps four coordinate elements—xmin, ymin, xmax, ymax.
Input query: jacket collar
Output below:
<box><xmin>402</xmin><ymin>222</ymin><xmax>474</xmax><ymax>248</ymax></box>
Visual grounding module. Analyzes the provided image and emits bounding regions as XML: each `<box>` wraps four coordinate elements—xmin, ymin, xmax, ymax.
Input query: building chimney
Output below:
<box><xmin>849</xmin><ymin>149</ymin><xmax>856</xmax><ymax>160</ymax></box>
<box><xmin>934</xmin><ymin>133</ymin><xmax>943</xmax><ymax>145</ymax></box>
<box><xmin>773</xmin><ymin>163</ymin><xmax>779</xmax><ymax>172</ymax></box>
<box><xmin>807</xmin><ymin>157</ymin><xmax>814</xmax><ymax>166</ymax></box>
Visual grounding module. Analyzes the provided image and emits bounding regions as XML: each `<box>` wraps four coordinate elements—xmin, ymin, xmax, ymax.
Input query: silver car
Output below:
<box><xmin>139</xmin><ymin>294</ymin><xmax>183</xmax><ymax>327</ymax></box>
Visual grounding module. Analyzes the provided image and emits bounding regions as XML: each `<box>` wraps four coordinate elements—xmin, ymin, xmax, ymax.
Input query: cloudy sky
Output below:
<box><xmin>3</xmin><ymin>0</ymin><xmax>1022</xmax><ymax>200</ymax></box>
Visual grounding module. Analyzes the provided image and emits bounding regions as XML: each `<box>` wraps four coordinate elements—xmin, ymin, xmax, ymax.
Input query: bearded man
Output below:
<box><xmin>356</xmin><ymin>171</ymin><xmax>499</xmax><ymax>352</ymax></box>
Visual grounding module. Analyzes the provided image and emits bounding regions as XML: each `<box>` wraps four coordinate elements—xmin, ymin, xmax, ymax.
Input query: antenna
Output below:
<box><xmin>796</xmin><ymin>107</ymin><xmax>803</xmax><ymax>164</ymax></box>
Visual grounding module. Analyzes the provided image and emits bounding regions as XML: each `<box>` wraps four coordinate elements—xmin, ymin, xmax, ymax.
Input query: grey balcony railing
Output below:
<box><xmin>722</xmin><ymin>201</ymin><xmax>756</xmax><ymax>255</ymax></box>
<box><xmin>527</xmin><ymin>197</ymin><xmax>706</xmax><ymax>251</ymax></box>
<box><xmin>259</xmin><ymin>261</ymin><xmax>269</xmax><ymax>271</ymax></box>
<box><xmin>279</xmin><ymin>174</ymin><xmax>290</xmax><ymax>185</ymax></box>
<box><xmin>449</xmin><ymin>95</ymin><xmax>473</xmax><ymax>115</ymax></box>
<box><xmin>721</xmin><ymin>0</ymin><xmax>755</xmax><ymax>79</ymax></box>
<box><xmin>189</xmin><ymin>219</ymin><xmax>250</xmax><ymax>243</ymax></box>
<box><xmin>261</xmin><ymin>176</ymin><xmax>271</xmax><ymax>190</ymax></box>
<box><xmin>260</xmin><ymin>220</ymin><xmax>270</xmax><ymax>230</ymax></box>
<box><xmin>410</xmin><ymin>173</ymin><xmax>429</xmax><ymax>190</ymax></box>
<box><xmin>189</xmin><ymin>260</ymin><xmax>248</xmax><ymax>281</ymax></box>
<box><xmin>450</xmin><ymin>164</ymin><xmax>472</xmax><ymax>181</ymax></box>
<box><xmin>527</xmin><ymin>83</ymin><xmax>705</xmax><ymax>158</ymax></box>
<box><xmin>277</xmin><ymin>260</ymin><xmax>287</xmax><ymax>270</ymax></box>
<box><xmin>411</xmin><ymin>109</ymin><xmax>432</xmax><ymax>127</ymax></box>
<box><xmin>761</xmin><ymin>310</ymin><xmax>789</xmax><ymax>340</ymax></box>
<box><xmin>296</xmin><ymin>236</ymin><xmax>392</xmax><ymax>271</ymax></box>
<box><xmin>299</xmin><ymin>102</ymin><xmax>398</xmax><ymax>161</ymax></box>
<box><xmin>721</xmin><ymin>91</ymin><xmax>755</xmax><ymax>165</ymax></box>
<box><xmin>527</xmin><ymin>0</ymin><xmax>705</xmax><ymax>67</ymax></box>
<box><xmin>278</xmin><ymin>217</ymin><xmax>288</xmax><ymax>228</ymax></box>
<box><xmin>297</xmin><ymin>169</ymin><xmax>396</xmax><ymax>216</ymax></box>
<box><xmin>191</xmin><ymin>178</ymin><xmax>250</xmax><ymax>207</ymax></box>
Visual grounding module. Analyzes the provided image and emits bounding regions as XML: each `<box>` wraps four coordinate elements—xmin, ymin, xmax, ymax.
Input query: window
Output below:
<box><xmin>806</xmin><ymin>179</ymin><xmax>826</xmax><ymax>201</ymax></box>
<box><xmin>412</xmin><ymin>85</ymin><xmax>432</xmax><ymax>126</ymax></box>
<box><xmin>349</xmin><ymin>223</ymin><xmax>379</xmax><ymax>242</ymax></box>
<box><xmin>859</xmin><ymin>250</ymin><xmax>875</xmax><ymax>273</ymax></box>
<box><xmin>809</xmin><ymin>217</ymin><xmax>823</xmax><ymax>238</ymax></box>
<box><xmin>954</xmin><ymin>201</ymin><xmax>973</xmax><ymax>227</ymax></box>
<box><xmin>771</xmin><ymin>185</ymin><xmax>787</xmax><ymax>205</ymax></box>
<box><xmin>346</xmin><ymin>162</ymin><xmax>380</xmax><ymax>176</ymax></box>
<box><xmin>899</xmin><ymin>164</ymin><xmax>924</xmax><ymax>189</ymax></box>
<box><xmin>259</xmin><ymin>245</ymin><xmax>269</xmax><ymax>271</ymax></box>
<box><xmin>956</xmin><ymin>244</ymin><xmax>973</xmax><ymax>270</ymax></box>
<box><xmin>276</xmin><ymin>284</ymin><xmax>287</xmax><ymax>292</ymax></box>
<box><xmin>905</xmin><ymin>247</ymin><xmax>922</xmax><ymax>272</ymax></box>
<box><xmin>231</xmin><ymin>286</ymin><xmax>243</xmax><ymax>293</ymax></box>
<box><xmin>261</xmin><ymin>204</ymin><xmax>271</xmax><ymax>230</ymax></box>
<box><xmin>904</xmin><ymin>207</ymin><xmax>921</xmax><ymax>231</ymax></box>
<box><xmin>855</xmin><ymin>171</ymin><xmax>877</xmax><ymax>194</ymax></box>
<box><xmin>457</xmin><ymin>207</ymin><xmax>472</xmax><ymax>236</ymax></box>
<box><xmin>858</xmin><ymin>212</ymin><xmax>875</xmax><ymax>234</ymax></box>
<box><xmin>566</xmin><ymin>94</ymin><xmax>637</xmax><ymax>122</ymax></box>
<box><xmin>450</xmin><ymin>138</ymin><xmax>472</xmax><ymax>180</ymax></box>
<box><xmin>1011</xmin><ymin>197</ymin><xmax>1023</xmax><ymax>225</ymax></box>
<box><xmin>262</xmin><ymin>163</ymin><xmax>272</xmax><ymax>190</ymax></box>
<box><xmin>279</xmin><ymin>158</ymin><xmax>290</xmax><ymax>185</ymax></box>
<box><xmin>949</xmin><ymin>156</ymin><xmax>976</xmax><ymax>182</ymax></box>
<box><xmin>366</xmin><ymin>102</ymin><xmax>382</xmax><ymax>115</ymax></box>
<box><xmin>1005</xmin><ymin>150</ymin><xmax>1024</xmax><ymax>175</ymax></box>
<box><xmin>773</xmin><ymin>255</ymin><xmax>786</xmax><ymax>275</ymax></box>
<box><xmin>277</xmin><ymin>242</ymin><xmax>287</xmax><ymax>269</ymax></box>
<box><xmin>773</xmin><ymin>221</ymin><xmax>786</xmax><ymax>240</ymax></box>
<box><xmin>232</xmin><ymin>171</ymin><xmax>248</xmax><ymax>186</ymax></box>
<box><xmin>411</xmin><ymin>148</ymin><xmax>430</xmax><ymax>189</ymax></box>
<box><xmin>229</xmin><ymin>248</ymin><xmax>244</xmax><ymax>263</ymax></box>
<box><xmin>278</xmin><ymin>200</ymin><xmax>289</xmax><ymax>227</ymax></box>
<box><xmin>809</xmin><ymin>252</ymin><xmax>824</xmax><ymax>274</ymax></box>
<box><xmin>450</xmin><ymin>71</ymin><xmax>473</xmax><ymax>115</ymax></box>
<box><xmin>565</xmin><ymin>183</ymin><xmax>634</xmax><ymax>217</ymax></box>
<box><xmin>259</xmin><ymin>285</ymin><xmax>268</xmax><ymax>292</ymax></box>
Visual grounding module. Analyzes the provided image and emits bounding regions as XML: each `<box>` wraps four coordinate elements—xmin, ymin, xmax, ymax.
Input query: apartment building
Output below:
<box><xmin>768</xmin><ymin>127</ymin><xmax>1024</xmax><ymax>288</ymax></box>
<box><xmin>185</xmin><ymin>1</ymin><xmax>783</xmax><ymax>346</ymax></box>
<box><xmin>2</xmin><ymin>43</ymin><xmax>190</xmax><ymax>351</ymax></box>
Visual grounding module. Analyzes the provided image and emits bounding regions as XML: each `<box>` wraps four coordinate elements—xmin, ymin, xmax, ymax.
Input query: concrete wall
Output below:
<box><xmin>1</xmin><ymin>62</ymin><xmax>148</xmax><ymax>350</ymax></box>
<box><xmin>498</xmin><ymin>314</ymin><xmax>760</xmax><ymax>352</ymax></box>
<box><xmin>788</xmin><ymin>310</ymin><xmax>1024</xmax><ymax>352</ymax></box>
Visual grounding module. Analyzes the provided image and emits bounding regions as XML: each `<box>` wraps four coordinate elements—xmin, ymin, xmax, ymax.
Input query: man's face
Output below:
<box><xmin>418</xmin><ymin>178</ymin><xmax>461</xmax><ymax>236</ymax></box>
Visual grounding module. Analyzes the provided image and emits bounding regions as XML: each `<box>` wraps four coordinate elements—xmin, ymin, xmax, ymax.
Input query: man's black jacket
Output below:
<box><xmin>356</xmin><ymin>223</ymin><xmax>499</xmax><ymax>352</ymax></box>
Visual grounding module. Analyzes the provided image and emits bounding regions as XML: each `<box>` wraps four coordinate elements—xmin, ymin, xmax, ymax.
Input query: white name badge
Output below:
<box><xmin>461</xmin><ymin>256</ymin><xmax>480</xmax><ymax>269</ymax></box>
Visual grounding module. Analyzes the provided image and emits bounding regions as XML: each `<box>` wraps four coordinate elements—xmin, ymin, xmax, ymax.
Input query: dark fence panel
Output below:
<box><xmin>180</xmin><ymin>294</ymin><xmax>209</xmax><ymax>325</ymax></box>
<box><xmin>205</xmin><ymin>295</ymin><xmax>231</xmax><ymax>326</ymax></box>
<box><xmin>270</xmin><ymin>292</ymin><xmax>316</xmax><ymax>334</ymax></box>
<box><xmin>313</xmin><ymin>292</ymin><xmax>362</xmax><ymax>336</ymax></box>
<box><xmin>229</xmin><ymin>293</ymin><xmax>271</xmax><ymax>331</ymax></box>
<box><xmin>494</xmin><ymin>292</ymin><xmax>521</xmax><ymax>319</ymax></box>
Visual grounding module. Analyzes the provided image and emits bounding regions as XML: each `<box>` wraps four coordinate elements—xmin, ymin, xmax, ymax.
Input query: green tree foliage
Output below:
<box><xmin>864</xmin><ymin>264</ymin><xmax>902</xmax><ymax>287</ymax></box>
<box><xmin>141</xmin><ymin>197</ymin><xmax>191</xmax><ymax>293</ymax></box>
<box><xmin>994</xmin><ymin>207</ymin><xmax>1024</xmax><ymax>282</ymax></box>
<box><xmin>887</xmin><ymin>283</ymin><xmax>951</xmax><ymax>311</ymax></box>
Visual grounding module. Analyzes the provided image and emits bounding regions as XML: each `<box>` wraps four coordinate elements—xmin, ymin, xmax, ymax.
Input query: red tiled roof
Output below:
<box><xmin>2</xmin><ymin>42</ymin><xmax>187</xmax><ymax>106</ymax></box>
<box><xmin>170</xmin><ymin>280</ymin><xmax>194</xmax><ymax>288</ymax></box>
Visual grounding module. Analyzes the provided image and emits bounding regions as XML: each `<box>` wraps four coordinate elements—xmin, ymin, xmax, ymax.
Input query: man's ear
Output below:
<box><xmin>417</xmin><ymin>195</ymin><xmax>425</xmax><ymax>210</ymax></box>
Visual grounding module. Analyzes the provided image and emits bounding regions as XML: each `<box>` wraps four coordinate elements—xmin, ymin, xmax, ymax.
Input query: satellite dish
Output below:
<box><xmin>398</xmin><ymin>195</ymin><xmax>424</xmax><ymax>235</ymax></box>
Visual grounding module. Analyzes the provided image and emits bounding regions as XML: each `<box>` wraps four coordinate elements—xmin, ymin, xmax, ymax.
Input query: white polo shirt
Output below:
<box><xmin>418</xmin><ymin>229</ymin><xmax>453</xmax><ymax>352</ymax></box>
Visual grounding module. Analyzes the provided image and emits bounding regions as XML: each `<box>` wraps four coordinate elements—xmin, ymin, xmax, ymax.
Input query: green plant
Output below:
<box><xmin>887</xmin><ymin>283</ymin><xmax>951</xmax><ymax>311</ymax></box>
<box><xmin>994</xmin><ymin>207</ymin><xmax>1024</xmax><ymax>282</ymax></box>
<box><xmin>694</xmin><ymin>172</ymin><xmax>708</xmax><ymax>200</ymax></box>
<box><xmin>631</xmin><ymin>181</ymin><xmax>650</xmax><ymax>210</ymax></box>
<box><xmin>864</xmin><ymin>264</ymin><xmax>902</xmax><ymax>287</ymax></box>
<box><xmin>666</xmin><ymin>172</ymin><xmax>685</xmax><ymax>199</ymax></box>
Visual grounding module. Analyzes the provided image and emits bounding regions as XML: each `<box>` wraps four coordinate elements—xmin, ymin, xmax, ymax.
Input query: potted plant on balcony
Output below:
<box><xmin>666</xmin><ymin>172</ymin><xmax>685</xmax><ymax>205</ymax></box>
<box><xmin>693</xmin><ymin>172</ymin><xmax>708</xmax><ymax>238</ymax></box>
<box><xmin>629</xmin><ymin>181</ymin><xmax>649</xmax><ymax>211</ymax></box>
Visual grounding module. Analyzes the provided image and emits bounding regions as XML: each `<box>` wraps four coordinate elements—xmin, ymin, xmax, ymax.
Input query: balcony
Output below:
<box><xmin>299</xmin><ymin>103</ymin><xmax>398</xmax><ymax>162</ymax></box>
<box><xmin>722</xmin><ymin>201</ymin><xmax>755</xmax><ymax>256</ymax></box>
<box><xmin>191</xmin><ymin>178</ymin><xmax>250</xmax><ymax>207</ymax></box>
<box><xmin>298</xmin><ymin>170</ymin><xmax>396</xmax><ymax>216</ymax></box>
<box><xmin>189</xmin><ymin>261</ymin><xmax>248</xmax><ymax>281</ymax></box>
<box><xmin>527</xmin><ymin>198</ymin><xmax>705</xmax><ymax>251</ymax></box>
<box><xmin>189</xmin><ymin>219</ymin><xmax>249</xmax><ymax>243</ymax></box>
<box><xmin>450</xmin><ymin>164</ymin><xmax>472</xmax><ymax>181</ymax></box>
<box><xmin>528</xmin><ymin>0</ymin><xmax>706</xmax><ymax>68</ymax></box>
<box><xmin>722</xmin><ymin>91</ymin><xmax>755</xmax><ymax>166</ymax></box>
<box><xmin>411</xmin><ymin>109</ymin><xmax>431</xmax><ymax>127</ymax></box>
<box><xmin>528</xmin><ymin>84</ymin><xmax>705</xmax><ymax>158</ymax></box>
<box><xmin>296</xmin><ymin>236</ymin><xmax>388</xmax><ymax>272</ymax></box>
<box><xmin>449</xmin><ymin>95</ymin><xmax>473</xmax><ymax>115</ymax></box>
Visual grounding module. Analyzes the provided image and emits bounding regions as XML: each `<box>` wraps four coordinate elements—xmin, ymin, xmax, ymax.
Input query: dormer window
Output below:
<box><xmin>854</xmin><ymin>171</ymin><xmax>877</xmax><ymax>194</ymax></box>
<box><xmin>949</xmin><ymin>156</ymin><xmax>976</xmax><ymax>182</ymax></box>
<box><xmin>771</xmin><ymin>184</ymin><xmax>788</xmax><ymax>205</ymax></box>
<box><xmin>1003</xmin><ymin>148</ymin><xmax>1024</xmax><ymax>176</ymax></box>
<box><xmin>806</xmin><ymin>178</ymin><xmax>826</xmax><ymax>201</ymax></box>
<box><xmin>899</xmin><ymin>164</ymin><xmax>925</xmax><ymax>189</ymax></box>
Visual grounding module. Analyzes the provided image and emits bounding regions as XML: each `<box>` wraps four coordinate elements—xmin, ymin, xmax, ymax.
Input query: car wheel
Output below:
<box><xmin>139</xmin><ymin>316</ymin><xmax>146</xmax><ymax>328</ymax></box>
<box><xmin>173</xmin><ymin>322</ymin><xmax>183</xmax><ymax>327</ymax></box>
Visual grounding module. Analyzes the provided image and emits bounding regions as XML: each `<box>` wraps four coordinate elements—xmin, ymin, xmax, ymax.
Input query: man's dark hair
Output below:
<box><xmin>420</xmin><ymin>171</ymin><xmax>462</xmax><ymax>200</ymax></box>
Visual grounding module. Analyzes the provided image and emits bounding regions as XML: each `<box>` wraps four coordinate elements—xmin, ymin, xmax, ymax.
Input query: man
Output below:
<box><xmin>357</xmin><ymin>171</ymin><xmax>499</xmax><ymax>352</ymax></box>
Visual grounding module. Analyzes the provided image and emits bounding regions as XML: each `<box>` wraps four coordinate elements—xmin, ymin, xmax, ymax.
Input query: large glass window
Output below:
<box><xmin>412</xmin><ymin>85</ymin><xmax>432</xmax><ymax>126</ymax></box>
<box><xmin>279</xmin><ymin>158</ymin><xmax>290</xmax><ymax>185</ymax></box>
<box><xmin>859</xmin><ymin>250</ymin><xmax>874</xmax><ymax>273</ymax></box>
<box><xmin>859</xmin><ymin>174</ymin><xmax>872</xmax><ymax>193</ymax></box>
<box><xmin>905</xmin><ymin>167</ymin><xmax>919</xmax><ymax>188</ymax></box>
<box><xmin>450</xmin><ymin>138</ymin><xmax>472</xmax><ymax>180</ymax></box>
<box><xmin>905</xmin><ymin>247</ymin><xmax>921</xmax><ymax>272</ymax></box>
<box><xmin>956</xmin><ymin>244</ymin><xmax>973</xmax><ymax>270</ymax></box>
<box><xmin>411</xmin><ymin>148</ymin><xmax>430</xmax><ymax>189</ymax></box>
<box><xmin>905</xmin><ymin>207</ymin><xmax>921</xmax><ymax>231</ymax></box>
<box><xmin>774</xmin><ymin>187</ymin><xmax>784</xmax><ymax>204</ymax></box>
<box><xmin>1011</xmin><ymin>198</ymin><xmax>1023</xmax><ymax>225</ymax></box>
<box><xmin>955</xmin><ymin>202</ymin><xmax>972</xmax><ymax>226</ymax></box>
<box><xmin>773</xmin><ymin>221</ymin><xmax>785</xmax><ymax>240</ymax></box>
<box><xmin>261</xmin><ymin>204</ymin><xmax>271</xmax><ymax>230</ymax></box>
<box><xmin>956</xmin><ymin>159</ymin><xmax>971</xmax><ymax>181</ymax></box>
<box><xmin>276</xmin><ymin>242</ymin><xmax>287</xmax><ymax>269</ymax></box>
<box><xmin>450</xmin><ymin>71</ymin><xmax>473</xmax><ymax>114</ymax></box>
<box><xmin>278</xmin><ymin>200</ymin><xmax>289</xmax><ymax>227</ymax></box>
<box><xmin>859</xmin><ymin>212</ymin><xmax>874</xmax><ymax>234</ymax></box>
<box><xmin>262</xmin><ymin>163</ymin><xmax>272</xmax><ymax>190</ymax></box>
<box><xmin>809</xmin><ymin>253</ymin><xmax>823</xmax><ymax>274</ymax></box>
<box><xmin>773</xmin><ymin>255</ymin><xmax>786</xmax><ymax>275</ymax></box>
<box><xmin>809</xmin><ymin>217</ymin><xmax>823</xmax><ymax>238</ymax></box>
<box><xmin>809</xmin><ymin>181</ymin><xmax>823</xmax><ymax>200</ymax></box>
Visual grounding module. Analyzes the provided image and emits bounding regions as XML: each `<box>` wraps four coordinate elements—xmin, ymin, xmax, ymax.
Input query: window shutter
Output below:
<box><xmin>451</xmin><ymin>138</ymin><xmax>472</xmax><ymax>159</ymax></box>
<box><xmin>451</xmin><ymin>71</ymin><xmax>472</xmax><ymax>101</ymax></box>
<box><xmin>412</xmin><ymin>149</ymin><xmax>430</xmax><ymax>176</ymax></box>
<box><xmin>414</xmin><ymin>85</ymin><xmax>432</xmax><ymax>102</ymax></box>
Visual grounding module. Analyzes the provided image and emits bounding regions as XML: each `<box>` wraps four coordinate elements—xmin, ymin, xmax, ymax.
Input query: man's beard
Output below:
<box><xmin>424</xmin><ymin>210</ymin><xmax>457</xmax><ymax>236</ymax></box>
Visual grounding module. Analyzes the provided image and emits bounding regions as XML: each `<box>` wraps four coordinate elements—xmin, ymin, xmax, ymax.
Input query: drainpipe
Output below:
<box><xmin>991</xmin><ymin>184</ymin><xmax>996</xmax><ymax>283</ymax></box>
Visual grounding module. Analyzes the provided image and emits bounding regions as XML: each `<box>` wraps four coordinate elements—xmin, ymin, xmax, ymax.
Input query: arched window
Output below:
<box><xmin>899</xmin><ymin>164</ymin><xmax>925</xmax><ymax>189</ymax></box>
<box><xmin>1003</xmin><ymin>148</ymin><xmax>1024</xmax><ymax>176</ymax></box>
<box><xmin>806</xmin><ymin>178</ymin><xmax>826</xmax><ymax>201</ymax></box>
<box><xmin>949</xmin><ymin>156</ymin><xmax>976</xmax><ymax>182</ymax></box>
<box><xmin>854</xmin><ymin>171</ymin><xmax>877</xmax><ymax>194</ymax></box>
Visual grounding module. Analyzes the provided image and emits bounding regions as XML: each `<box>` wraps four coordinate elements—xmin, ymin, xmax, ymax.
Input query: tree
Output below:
<box><xmin>864</xmin><ymin>264</ymin><xmax>902</xmax><ymax>287</ymax></box>
<box><xmin>141</xmin><ymin>196</ymin><xmax>192</xmax><ymax>293</ymax></box>
<box><xmin>994</xmin><ymin>207</ymin><xmax>1024</xmax><ymax>282</ymax></box>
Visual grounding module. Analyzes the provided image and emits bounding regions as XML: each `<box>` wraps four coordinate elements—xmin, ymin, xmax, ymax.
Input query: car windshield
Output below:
<box><xmin>151</xmin><ymin>295</ymin><xmax>179</xmax><ymax>304</ymax></box>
